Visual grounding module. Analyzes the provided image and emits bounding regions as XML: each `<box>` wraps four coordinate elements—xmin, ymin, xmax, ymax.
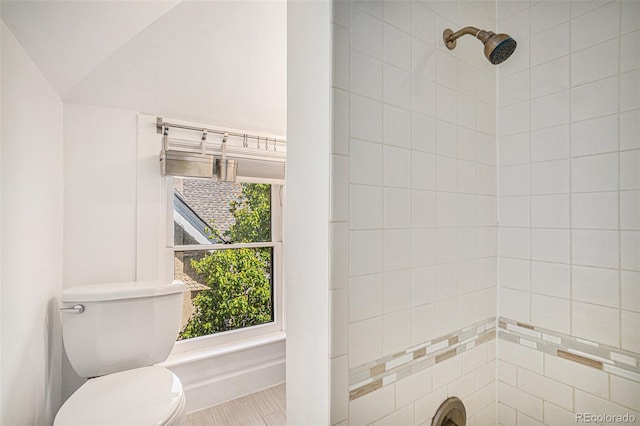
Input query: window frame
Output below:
<box><xmin>165</xmin><ymin>178</ymin><xmax>285</xmax><ymax>354</ymax></box>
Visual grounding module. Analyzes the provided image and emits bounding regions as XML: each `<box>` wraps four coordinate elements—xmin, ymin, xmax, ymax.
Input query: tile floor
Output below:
<box><xmin>185</xmin><ymin>383</ymin><xmax>286</xmax><ymax>426</ymax></box>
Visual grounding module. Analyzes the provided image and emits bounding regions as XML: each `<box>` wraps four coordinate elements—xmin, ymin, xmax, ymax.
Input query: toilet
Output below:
<box><xmin>54</xmin><ymin>280</ymin><xmax>187</xmax><ymax>426</ymax></box>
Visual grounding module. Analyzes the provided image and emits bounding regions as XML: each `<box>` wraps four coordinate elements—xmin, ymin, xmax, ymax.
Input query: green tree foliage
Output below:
<box><xmin>179</xmin><ymin>184</ymin><xmax>273</xmax><ymax>339</ymax></box>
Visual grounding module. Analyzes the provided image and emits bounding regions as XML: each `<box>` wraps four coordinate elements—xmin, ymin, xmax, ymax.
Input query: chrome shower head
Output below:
<box><xmin>443</xmin><ymin>27</ymin><xmax>517</xmax><ymax>65</ymax></box>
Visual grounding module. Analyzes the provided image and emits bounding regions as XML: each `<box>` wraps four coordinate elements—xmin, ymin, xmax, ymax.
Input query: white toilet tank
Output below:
<box><xmin>60</xmin><ymin>280</ymin><xmax>185</xmax><ymax>378</ymax></box>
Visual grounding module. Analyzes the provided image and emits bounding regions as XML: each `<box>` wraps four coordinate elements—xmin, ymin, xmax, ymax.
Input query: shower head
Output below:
<box><xmin>443</xmin><ymin>27</ymin><xmax>517</xmax><ymax>65</ymax></box>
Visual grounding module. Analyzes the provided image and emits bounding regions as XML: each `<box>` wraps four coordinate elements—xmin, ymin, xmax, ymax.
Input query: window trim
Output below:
<box><xmin>165</xmin><ymin>178</ymin><xmax>285</xmax><ymax>355</ymax></box>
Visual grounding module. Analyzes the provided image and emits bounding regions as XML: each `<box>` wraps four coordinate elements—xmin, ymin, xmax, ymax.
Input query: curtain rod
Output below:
<box><xmin>156</xmin><ymin>117</ymin><xmax>286</xmax><ymax>144</ymax></box>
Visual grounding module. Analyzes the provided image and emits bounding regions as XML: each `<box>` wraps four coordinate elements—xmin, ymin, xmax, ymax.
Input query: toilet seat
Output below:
<box><xmin>54</xmin><ymin>366</ymin><xmax>185</xmax><ymax>426</ymax></box>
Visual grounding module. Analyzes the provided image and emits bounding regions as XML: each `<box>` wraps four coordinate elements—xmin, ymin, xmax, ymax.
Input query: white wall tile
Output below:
<box><xmin>499</xmin><ymin>132</ymin><xmax>529</xmax><ymax>166</ymax></box>
<box><xmin>351</xmin><ymin>6</ymin><xmax>383</xmax><ymax>58</ymax></box>
<box><xmin>413</xmin><ymin>75</ymin><xmax>436</xmax><ymax>117</ymax></box>
<box><xmin>544</xmin><ymin>402</ymin><xmax>575</xmax><ymax>426</ymax></box>
<box><xmin>621</xmin><ymin>231</ymin><xmax>640</xmax><ymax>271</ymax></box>
<box><xmin>384</xmin><ymin>104</ymin><xmax>411</xmax><ymax>148</ymax></box>
<box><xmin>497</xmin><ymin>382</ymin><xmax>543</xmax><ymax>421</ymax></box>
<box><xmin>383</xmin><ymin>268</ymin><xmax>412</xmax><ymax>313</ymax></box>
<box><xmin>384</xmin><ymin>229</ymin><xmax>412</xmax><ymax>271</ymax></box>
<box><xmin>395</xmin><ymin>367</ymin><xmax>433</xmax><ymax>409</ymax></box>
<box><xmin>622</xmin><ymin>0</ymin><xmax>640</xmax><ymax>33</ymax></box>
<box><xmin>383</xmin><ymin>0</ymin><xmax>410</xmax><ymax>28</ymax></box>
<box><xmin>531</xmin><ymin>194</ymin><xmax>570</xmax><ymax>228</ymax></box>
<box><xmin>415</xmin><ymin>386</ymin><xmax>448</xmax><ymax>424</ymax></box>
<box><xmin>500</xmin><ymin>288</ymin><xmax>530</xmax><ymax>323</ymax></box>
<box><xmin>350</xmin><ymin>273</ymin><xmax>383</xmax><ymax>322</ymax></box>
<box><xmin>412</xmin><ymin>3</ymin><xmax>436</xmax><ymax>43</ymax></box>
<box><xmin>571</xmin><ymin>38</ymin><xmax>619</xmax><ymax>86</ymax></box>
<box><xmin>530</xmin><ymin>56</ymin><xmax>570</xmax><ymax>98</ymax></box>
<box><xmin>621</xmin><ymin>191</ymin><xmax>640</xmax><ymax>230</ymax></box>
<box><xmin>436</xmin><ymin>296</ymin><xmax>458</xmax><ymax>334</ymax></box>
<box><xmin>436</xmin><ymin>155</ymin><xmax>458</xmax><ymax>192</ymax></box>
<box><xmin>531</xmin><ymin>260</ymin><xmax>570</xmax><ymax>299</ymax></box>
<box><xmin>501</xmin><ymin>196</ymin><xmax>530</xmax><ymax>227</ymax></box>
<box><xmin>384</xmin><ymin>64</ymin><xmax>412</xmax><ymax>109</ymax></box>
<box><xmin>572</xmin><ymin>229</ymin><xmax>619</xmax><ymax>269</ymax></box>
<box><xmin>437</xmin><ymin>192</ymin><xmax>458</xmax><ymax>228</ymax></box>
<box><xmin>621</xmin><ymin>271</ymin><xmax>640</xmax><ymax>313</ymax></box>
<box><xmin>349</xmin><ymin>382</ymin><xmax>396</xmax><ymax>425</ymax></box>
<box><xmin>413</xmin><ymin>265</ymin><xmax>437</xmax><ymax>307</ymax></box>
<box><xmin>351</xmin><ymin>49</ymin><xmax>383</xmax><ymax>100</ymax></box>
<box><xmin>530</xmin><ymin>125</ymin><xmax>570</xmax><ymax>162</ymax></box>
<box><xmin>351</xmin><ymin>94</ymin><xmax>384</xmax><ymax>142</ymax></box>
<box><xmin>621</xmin><ymin>69</ymin><xmax>640</xmax><ymax>111</ymax></box>
<box><xmin>571</xmin><ymin>152</ymin><xmax>618</xmax><ymax>193</ymax></box>
<box><xmin>351</xmin><ymin>184</ymin><xmax>383</xmax><ymax>230</ymax></box>
<box><xmin>572</xmin><ymin>301</ymin><xmax>620</xmax><ymax>347</ymax></box>
<box><xmin>499</xmin><ymin>340</ymin><xmax>543</xmax><ymax>374</ymax></box>
<box><xmin>411</xmin><ymin>302</ymin><xmax>436</xmax><ymax>344</ymax></box>
<box><xmin>531</xmin><ymin>159</ymin><xmax>570</xmax><ymax>194</ymax></box>
<box><xmin>572</xmin><ymin>265</ymin><xmax>619</xmax><ymax>308</ymax></box>
<box><xmin>531</xmin><ymin>23</ymin><xmax>569</xmax><ymax>66</ymax></box>
<box><xmin>351</xmin><ymin>139</ymin><xmax>382</xmax><ymax>185</ymax></box>
<box><xmin>350</xmin><ymin>316</ymin><xmax>383</xmax><ymax>367</ymax></box>
<box><xmin>530</xmin><ymin>1</ymin><xmax>569</xmax><ymax>36</ymax></box>
<box><xmin>620</xmin><ymin>109</ymin><xmax>640</xmax><ymax>151</ymax></box>
<box><xmin>437</xmin><ymin>84</ymin><xmax>458</xmax><ymax>124</ymax></box>
<box><xmin>531</xmin><ymin>294</ymin><xmax>570</xmax><ymax>333</ymax></box>
<box><xmin>621</xmin><ymin>150</ymin><xmax>640</xmax><ymax>190</ymax></box>
<box><xmin>531</xmin><ymin>229</ymin><xmax>570</xmax><ymax>264</ymax></box>
<box><xmin>383</xmin><ymin>23</ymin><xmax>411</xmax><ymax>70</ymax></box>
<box><xmin>610</xmin><ymin>375</ymin><xmax>640</xmax><ymax>412</ymax></box>
<box><xmin>571</xmin><ymin>115</ymin><xmax>619</xmax><ymax>157</ymax></box>
<box><xmin>544</xmin><ymin>353</ymin><xmax>609</xmax><ymax>398</ymax></box>
<box><xmin>331</xmin><ymin>355</ymin><xmax>349</xmax><ymax>424</ymax></box>
<box><xmin>571</xmin><ymin>2</ymin><xmax>619</xmax><ymax>51</ymax></box>
<box><xmin>501</xmin><ymin>257</ymin><xmax>530</xmax><ymax>291</ymax></box>
<box><xmin>412</xmin><ymin>229</ymin><xmax>436</xmax><ymax>267</ymax></box>
<box><xmin>384</xmin><ymin>187</ymin><xmax>411</xmax><ymax>229</ymax></box>
<box><xmin>530</xmin><ymin>90</ymin><xmax>570</xmax><ymax>130</ymax></box>
<box><xmin>499</xmin><ymin>164</ymin><xmax>529</xmax><ymax>196</ymax></box>
<box><xmin>570</xmin><ymin>76</ymin><xmax>618</xmax><ymax>121</ymax></box>
<box><xmin>331</xmin><ymin>222</ymin><xmax>350</xmax><ymax>290</ymax></box>
<box><xmin>412</xmin><ymin>112</ymin><xmax>436</xmax><ymax>153</ymax></box>
<box><xmin>500</xmin><ymin>227</ymin><xmax>530</xmax><ymax>259</ymax></box>
<box><xmin>383</xmin><ymin>309</ymin><xmax>411</xmax><ymax>354</ymax></box>
<box><xmin>517</xmin><ymin>368</ymin><xmax>573</xmax><ymax>411</ymax></box>
<box><xmin>622</xmin><ymin>310</ymin><xmax>640</xmax><ymax>352</ymax></box>
<box><xmin>499</xmin><ymin>69</ymin><xmax>529</xmax><ymax>107</ymax></box>
<box><xmin>621</xmin><ymin>30</ymin><xmax>640</xmax><ymax>72</ymax></box>
<box><xmin>571</xmin><ymin>192</ymin><xmax>618</xmax><ymax>230</ymax></box>
<box><xmin>432</xmin><ymin>354</ymin><xmax>462</xmax><ymax>389</ymax></box>
<box><xmin>412</xmin><ymin>190</ymin><xmax>436</xmax><ymax>228</ymax></box>
<box><xmin>384</xmin><ymin>146</ymin><xmax>412</xmax><ymax>188</ymax></box>
<box><xmin>374</xmin><ymin>403</ymin><xmax>414</xmax><ymax>426</ymax></box>
<box><xmin>499</xmin><ymin>101</ymin><xmax>529</xmax><ymax>136</ymax></box>
<box><xmin>436</xmin><ymin>120</ymin><xmax>457</xmax><ymax>158</ymax></box>
<box><xmin>574</xmin><ymin>390</ymin><xmax>640</xmax><ymax>422</ymax></box>
<box><xmin>332</xmin><ymin>89</ymin><xmax>350</xmax><ymax>155</ymax></box>
<box><xmin>351</xmin><ymin>230</ymin><xmax>383</xmax><ymax>276</ymax></box>
<box><xmin>331</xmin><ymin>289</ymin><xmax>349</xmax><ymax>357</ymax></box>
<box><xmin>411</xmin><ymin>151</ymin><xmax>436</xmax><ymax>190</ymax></box>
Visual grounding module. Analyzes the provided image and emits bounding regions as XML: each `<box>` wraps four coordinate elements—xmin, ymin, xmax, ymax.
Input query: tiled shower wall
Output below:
<box><xmin>496</xmin><ymin>0</ymin><xmax>640</xmax><ymax>424</ymax></box>
<box><xmin>330</xmin><ymin>1</ymin><xmax>499</xmax><ymax>424</ymax></box>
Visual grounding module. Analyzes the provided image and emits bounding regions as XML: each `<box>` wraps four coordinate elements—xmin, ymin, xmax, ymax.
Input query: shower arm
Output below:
<box><xmin>443</xmin><ymin>26</ymin><xmax>495</xmax><ymax>49</ymax></box>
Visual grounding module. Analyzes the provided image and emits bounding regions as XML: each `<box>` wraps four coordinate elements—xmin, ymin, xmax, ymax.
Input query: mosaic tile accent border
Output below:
<box><xmin>498</xmin><ymin>317</ymin><xmax>640</xmax><ymax>384</ymax></box>
<box><xmin>348</xmin><ymin>317</ymin><xmax>497</xmax><ymax>401</ymax></box>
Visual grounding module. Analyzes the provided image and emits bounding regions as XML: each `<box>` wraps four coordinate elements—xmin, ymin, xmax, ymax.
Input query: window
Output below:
<box><xmin>171</xmin><ymin>177</ymin><xmax>283</xmax><ymax>345</ymax></box>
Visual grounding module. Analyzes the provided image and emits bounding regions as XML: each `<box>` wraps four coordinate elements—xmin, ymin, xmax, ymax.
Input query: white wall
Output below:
<box><xmin>286</xmin><ymin>1</ymin><xmax>332</xmax><ymax>424</ymax></box>
<box><xmin>329</xmin><ymin>0</ymin><xmax>498</xmax><ymax>424</ymax></box>
<box><xmin>496</xmin><ymin>0</ymin><xmax>640</xmax><ymax>424</ymax></box>
<box><xmin>1</xmin><ymin>20</ymin><xmax>64</xmax><ymax>426</ymax></box>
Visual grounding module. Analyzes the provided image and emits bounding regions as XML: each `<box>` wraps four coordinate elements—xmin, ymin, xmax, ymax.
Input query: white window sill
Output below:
<box><xmin>160</xmin><ymin>331</ymin><xmax>286</xmax><ymax>368</ymax></box>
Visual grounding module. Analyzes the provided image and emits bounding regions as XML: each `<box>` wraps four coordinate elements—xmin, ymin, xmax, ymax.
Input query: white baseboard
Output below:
<box><xmin>161</xmin><ymin>333</ymin><xmax>286</xmax><ymax>413</ymax></box>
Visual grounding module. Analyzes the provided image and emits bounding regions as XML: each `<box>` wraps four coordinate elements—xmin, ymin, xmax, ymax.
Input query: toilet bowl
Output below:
<box><xmin>54</xmin><ymin>281</ymin><xmax>186</xmax><ymax>426</ymax></box>
<box><xmin>54</xmin><ymin>366</ymin><xmax>186</xmax><ymax>426</ymax></box>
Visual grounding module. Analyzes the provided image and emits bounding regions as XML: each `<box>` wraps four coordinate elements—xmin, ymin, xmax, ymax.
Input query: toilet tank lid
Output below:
<box><xmin>61</xmin><ymin>280</ymin><xmax>185</xmax><ymax>302</ymax></box>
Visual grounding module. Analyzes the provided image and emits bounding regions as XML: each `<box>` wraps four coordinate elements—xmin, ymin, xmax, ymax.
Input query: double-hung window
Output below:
<box><xmin>160</xmin><ymin>120</ymin><xmax>285</xmax><ymax>352</ymax></box>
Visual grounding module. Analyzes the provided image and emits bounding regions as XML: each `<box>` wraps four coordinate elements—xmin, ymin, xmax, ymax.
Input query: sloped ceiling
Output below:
<box><xmin>1</xmin><ymin>0</ymin><xmax>287</xmax><ymax>136</ymax></box>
